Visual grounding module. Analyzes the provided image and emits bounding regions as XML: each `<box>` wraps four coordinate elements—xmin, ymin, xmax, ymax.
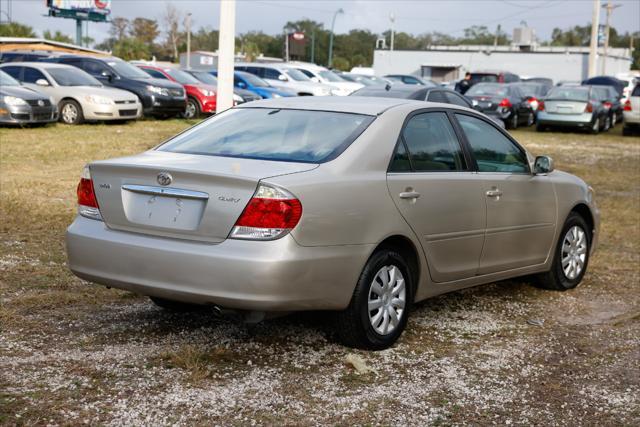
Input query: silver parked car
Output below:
<box><xmin>0</xmin><ymin>70</ymin><xmax>57</xmax><ymax>125</ymax></box>
<box><xmin>66</xmin><ymin>97</ymin><xmax>599</xmax><ymax>349</ymax></box>
<box><xmin>0</xmin><ymin>62</ymin><xmax>142</xmax><ymax>125</ymax></box>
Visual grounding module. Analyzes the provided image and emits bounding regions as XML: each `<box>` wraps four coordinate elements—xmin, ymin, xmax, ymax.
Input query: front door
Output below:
<box><xmin>454</xmin><ymin>113</ymin><xmax>557</xmax><ymax>274</ymax></box>
<box><xmin>386</xmin><ymin>111</ymin><xmax>486</xmax><ymax>283</ymax></box>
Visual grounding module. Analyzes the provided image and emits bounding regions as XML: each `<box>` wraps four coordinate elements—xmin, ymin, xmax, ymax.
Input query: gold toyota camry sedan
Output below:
<box><xmin>67</xmin><ymin>96</ymin><xmax>599</xmax><ymax>349</ymax></box>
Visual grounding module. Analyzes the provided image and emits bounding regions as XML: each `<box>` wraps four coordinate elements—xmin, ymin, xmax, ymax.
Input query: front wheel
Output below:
<box><xmin>183</xmin><ymin>97</ymin><xmax>201</xmax><ymax>119</ymax></box>
<box><xmin>334</xmin><ymin>249</ymin><xmax>412</xmax><ymax>350</ymax></box>
<box><xmin>535</xmin><ymin>212</ymin><xmax>591</xmax><ymax>291</ymax></box>
<box><xmin>59</xmin><ymin>100</ymin><xmax>84</xmax><ymax>125</ymax></box>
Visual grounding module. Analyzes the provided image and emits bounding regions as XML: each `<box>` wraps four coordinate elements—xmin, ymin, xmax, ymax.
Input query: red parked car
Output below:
<box><xmin>137</xmin><ymin>65</ymin><xmax>217</xmax><ymax>119</ymax></box>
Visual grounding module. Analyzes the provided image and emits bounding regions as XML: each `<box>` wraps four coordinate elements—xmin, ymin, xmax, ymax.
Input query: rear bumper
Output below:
<box><xmin>537</xmin><ymin>112</ymin><xmax>595</xmax><ymax>127</ymax></box>
<box><xmin>66</xmin><ymin>216</ymin><xmax>371</xmax><ymax>311</ymax></box>
<box><xmin>623</xmin><ymin>111</ymin><xmax>640</xmax><ymax>125</ymax></box>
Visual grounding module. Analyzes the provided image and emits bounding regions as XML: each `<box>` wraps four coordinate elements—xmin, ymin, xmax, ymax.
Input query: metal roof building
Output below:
<box><xmin>0</xmin><ymin>37</ymin><xmax>109</xmax><ymax>56</ymax></box>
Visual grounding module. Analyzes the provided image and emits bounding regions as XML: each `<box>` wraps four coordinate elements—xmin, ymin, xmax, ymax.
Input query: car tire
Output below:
<box><xmin>590</xmin><ymin>117</ymin><xmax>600</xmax><ymax>134</ymax></box>
<box><xmin>506</xmin><ymin>112</ymin><xmax>518</xmax><ymax>130</ymax></box>
<box><xmin>610</xmin><ymin>113</ymin><xmax>617</xmax><ymax>127</ymax></box>
<box><xmin>149</xmin><ymin>296</ymin><xmax>205</xmax><ymax>312</ymax></box>
<box><xmin>334</xmin><ymin>249</ymin><xmax>413</xmax><ymax>350</ymax></box>
<box><xmin>535</xmin><ymin>212</ymin><xmax>591</xmax><ymax>291</ymax></box>
<box><xmin>59</xmin><ymin>99</ymin><xmax>84</xmax><ymax>125</ymax></box>
<box><xmin>602</xmin><ymin>115</ymin><xmax>611</xmax><ymax>132</ymax></box>
<box><xmin>526</xmin><ymin>111</ymin><xmax>535</xmax><ymax>127</ymax></box>
<box><xmin>183</xmin><ymin>97</ymin><xmax>201</xmax><ymax>119</ymax></box>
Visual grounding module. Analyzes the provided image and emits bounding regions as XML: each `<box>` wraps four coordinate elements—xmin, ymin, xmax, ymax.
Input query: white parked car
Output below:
<box><xmin>623</xmin><ymin>83</ymin><xmax>639</xmax><ymax>136</ymax></box>
<box><xmin>234</xmin><ymin>63</ymin><xmax>333</xmax><ymax>96</ymax></box>
<box><xmin>290</xmin><ymin>62</ymin><xmax>363</xmax><ymax>96</ymax></box>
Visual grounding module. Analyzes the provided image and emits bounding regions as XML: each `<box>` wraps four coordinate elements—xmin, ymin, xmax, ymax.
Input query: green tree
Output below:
<box><xmin>42</xmin><ymin>30</ymin><xmax>73</xmax><ymax>44</ymax></box>
<box><xmin>0</xmin><ymin>22</ymin><xmax>36</xmax><ymax>37</ymax></box>
<box><xmin>112</xmin><ymin>37</ymin><xmax>150</xmax><ymax>61</ymax></box>
<box><xmin>109</xmin><ymin>17</ymin><xmax>130</xmax><ymax>41</ymax></box>
<box><xmin>331</xmin><ymin>56</ymin><xmax>350</xmax><ymax>71</ymax></box>
<box><xmin>130</xmin><ymin>18</ymin><xmax>159</xmax><ymax>44</ymax></box>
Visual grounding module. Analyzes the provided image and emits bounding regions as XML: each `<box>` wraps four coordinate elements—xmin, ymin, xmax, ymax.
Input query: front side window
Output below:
<box><xmin>165</xmin><ymin>69</ymin><xmax>200</xmax><ymax>85</ymax></box>
<box><xmin>106</xmin><ymin>59</ymin><xmax>150</xmax><ymax>79</ymax></box>
<box><xmin>393</xmin><ymin>112</ymin><xmax>466</xmax><ymax>172</ymax></box>
<box><xmin>282</xmin><ymin>68</ymin><xmax>311</xmax><ymax>81</ymax></box>
<box><xmin>1</xmin><ymin>66</ymin><xmax>21</xmax><ymax>80</ymax></box>
<box><xmin>82</xmin><ymin>60</ymin><xmax>110</xmax><ymax>76</ymax></box>
<box><xmin>262</xmin><ymin>68</ymin><xmax>282</xmax><ymax>80</ymax></box>
<box><xmin>444</xmin><ymin>91</ymin><xmax>471</xmax><ymax>107</ymax></box>
<box><xmin>23</xmin><ymin>67</ymin><xmax>48</xmax><ymax>84</ymax></box>
<box><xmin>47</xmin><ymin>67</ymin><xmax>101</xmax><ymax>87</ymax></box>
<box><xmin>456</xmin><ymin>114</ymin><xmax>529</xmax><ymax>173</ymax></box>
<box><xmin>142</xmin><ymin>68</ymin><xmax>167</xmax><ymax>79</ymax></box>
<box><xmin>159</xmin><ymin>108</ymin><xmax>375</xmax><ymax>163</ymax></box>
<box><xmin>426</xmin><ymin>90</ymin><xmax>447</xmax><ymax>103</ymax></box>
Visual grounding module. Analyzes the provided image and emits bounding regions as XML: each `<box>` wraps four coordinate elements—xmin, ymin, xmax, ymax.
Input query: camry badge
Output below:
<box><xmin>157</xmin><ymin>172</ymin><xmax>172</xmax><ymax>186</ymax></box>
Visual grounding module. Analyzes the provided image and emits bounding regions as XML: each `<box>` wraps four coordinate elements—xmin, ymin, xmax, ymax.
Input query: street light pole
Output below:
<box><xmin>601</xmin><ymin>1</ymin><xmax>622</xmax><ymax>75</ymax></box>
<box><xmin>327</xmin><ymin>8</ymin><xmax>343</xmax><ymax>68</ymax></box>
<box><xmin>216</xmin><ymin>0</ymin><xmax>236</xmax><ymax>113</ymax></box>
<box><xmin>389</xmin><ymin>13</ymin><xmax>395</xmax><ymax>51</ymax></box>
<box><xmin>588</xmin><ymin>0</ymin><xmax>601</xmax><ymax>78</ymax></box>
<box><xmin>186</xmin><ymin>13</ymin><xmax>192</xmax><ymax>69</ymax></box>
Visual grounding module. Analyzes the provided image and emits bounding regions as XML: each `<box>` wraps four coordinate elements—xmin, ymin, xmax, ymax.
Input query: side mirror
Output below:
<box><xmin>534</xmin><ymin>155</ymin><xmax>554</xmax><ymax>175</ymax></box>
<box><xmin>101</xmin><ymin>71</ymin><xmax>114</xmax><ymax>82</ymax></box>
<box><xmin>35</xmin><ymin>79</ymin><xmax>49</xmax><ymax>87</ymax></box>
<box><xmin>310</xmin><ymin>76</ymin><xmax>320</xmax><ymax>83</ymax></box>
<box><xmin>278</xmin><ymin>74</ymin><xmax>288</xmax><ymax>82</ymax></box>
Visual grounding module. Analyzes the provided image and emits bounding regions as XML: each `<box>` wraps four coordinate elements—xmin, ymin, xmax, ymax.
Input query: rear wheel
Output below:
<box><xmin>183</xmin><ymin>97</ymin><xmax>201</xmax><ymax>119</ymax></box>
<box><xmin>590</xmin><ymin>117</ymin><xmax>600</xmax><ymax>134</ymax></box>
<box><xmin>526</xmin><ymin>111</ymin><xmax>535</xmax><ymax>127</ymax></box>
<box><xmin>506</xmin><ymin>112</ymin><xmax>518</xmax><ymax>130</ymax></box>
<box><xmin>611</xmin><ymin>112</ymin><xmax>617</xmax><ymax>127</ymax></box>
<box><xmin>59</xmin><ymin>100</ymin><xmax>84</xmax><ymax>125</ymax></box>
<box><xmin>334</xmin><ymin>249</ymin><xmax>412</xmax><ymax>350</ymax></box>
<box><xmin>149</xmin><ymin>296</ymin><xmax>205</xmax><ymax>312</ymax></box>
<box><xmin>535</xmin><ymin>212</ymin><xmax>591</xmax><ymax>291</ymax></box>
<box><xmin>602</xmin><ymin>115</ymin><xmax>611</xmax><ymax>131</ymax></box>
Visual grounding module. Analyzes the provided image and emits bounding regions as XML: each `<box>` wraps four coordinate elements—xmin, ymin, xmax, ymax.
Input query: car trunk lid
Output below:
<box><xmin>471</xmin><ymin>96</ymin><xmax>500</xmax><ymax>112</ymax></box>
<box><xmin>90</xmin><ymin>151</ymin><xmax>317</xmax><ymax>243</ymax></box>
<box><xmin>543</xmin><ymin>100</ymin><xmax>588</xmax><ymax>114</ymax></box>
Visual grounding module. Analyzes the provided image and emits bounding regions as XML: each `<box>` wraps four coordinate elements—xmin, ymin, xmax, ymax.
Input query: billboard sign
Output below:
<box><xmin>47</xmin><ymin>0</ymin><xmax>111</xmax><ymax>21</ymax></box>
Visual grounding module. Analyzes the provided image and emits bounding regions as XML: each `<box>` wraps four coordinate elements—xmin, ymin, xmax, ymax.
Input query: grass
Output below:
<box><xmin>1</xmin><ymin>119</ymin><xmax>639</xmax><ymax>425</ymax></box>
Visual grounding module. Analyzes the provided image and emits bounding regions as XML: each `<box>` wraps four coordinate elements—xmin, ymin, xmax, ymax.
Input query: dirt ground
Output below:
<box><xmin>1</xmin><ymin>119</ymin><xmax>639</xmax><ymax>425</ymax></box>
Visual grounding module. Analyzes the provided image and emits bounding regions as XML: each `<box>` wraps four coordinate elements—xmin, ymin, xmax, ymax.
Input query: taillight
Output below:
<box><xmin>77</xmin><ymin>166</ymin><xmax>102</xmax><ymax>220</ymax></box>
<box><xmin>230</xmin><ymin>184</ymin><xmax>302</xmax><ymax>240</ymax></box>
<box><xmin>499</xmin><ymin>98</ymin><xmax>512</xmax><ymax>108</ymax></box>
<box><xmin>537</xmin><ymin>100</ymin><xmax>545</xmax><ymax>111</ymax></box>
<box><xmin>585</xmin><ymin>102</ymin><xmax>594</xmax><ymax>113</ymax></box>
<box><xmin>624</xmin><ymin>100</ymin><xmax>632</xmax><ymax>111</ymax></box>
<box><xmin>603</xmin><ymin>101</ymin><xmax>612</xmax><ymax>109</ymax></box>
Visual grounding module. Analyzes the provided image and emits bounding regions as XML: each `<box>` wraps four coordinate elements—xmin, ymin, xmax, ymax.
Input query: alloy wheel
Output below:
<box><xmin>184</xmin><ymin>101</ymin><xmax>197</xmax><ymax>119</ymax></box>
<box><xmin>62</xmin><ymin>103</ymin><xmax>78</xmax><ymax>124</ymax></box>
<box><xmin>367</xmin><ymin>265</ymin><xmax>406</xmax><ymax>335</ymax></box>
<box><xmin>561</xmin><ymin>225</ymin><xmax>588</xmax><ymax>280</ymax></box>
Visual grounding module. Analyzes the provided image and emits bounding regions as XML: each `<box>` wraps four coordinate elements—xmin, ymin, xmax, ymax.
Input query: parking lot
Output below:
<box><xmin>1</xmin><ymin>121</ymin><xmax>638</xmax><ymax>425</ymax></box>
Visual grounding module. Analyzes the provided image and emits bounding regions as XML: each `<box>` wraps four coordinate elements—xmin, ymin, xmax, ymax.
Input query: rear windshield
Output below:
<box><xmin>165</xmin><ymin>68</ymin><xmax>200</xmax><ymax>85</ymax></box>
<box><xmin>546</xmin><ymin>88</ymin><xmax>589</xmax><ymax>101</ymax></box>
<box><xmin>158</xmin><ymin>108</ymin><xmax>375</xmax><ymax>163</ymax></box>
<box><xmin>466</xmin><ymin>84</ymin><xmax>509</xmax><ymax>97</ymax></box>
<box><xmin>470</xmin><ymin>73</ymin><xmax>498</xmax><ymax>84</ymax></box>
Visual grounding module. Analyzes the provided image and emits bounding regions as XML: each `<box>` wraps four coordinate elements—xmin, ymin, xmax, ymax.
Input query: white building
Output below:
<box><xmin>373</xmin><ymin>45</ymin><xmax>633</xmax><ymax>83</ymax></box>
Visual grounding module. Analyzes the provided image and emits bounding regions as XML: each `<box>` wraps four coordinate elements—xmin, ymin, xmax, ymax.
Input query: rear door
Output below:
<box><xmin>386</xmin><ymin>111</ymin><xmax>486</xmax><ymax>282</ymax></box>
<box><xmin>454</xmin><ymin>113</ymin><xmax>556</xmax><ymax>274</ymax></box>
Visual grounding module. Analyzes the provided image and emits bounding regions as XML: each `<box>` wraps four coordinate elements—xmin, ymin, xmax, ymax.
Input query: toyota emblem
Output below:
<box><xmin>157</xmin><ymin>172</ymin><xmax>172</xmax><ymax>186</ymax></box>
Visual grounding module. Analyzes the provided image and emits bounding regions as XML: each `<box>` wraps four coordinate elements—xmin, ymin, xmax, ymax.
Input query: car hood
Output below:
<box><xmin>327</xmin><ymin>81</ymin><xmax>364</xmax><ymax>92</ymax></box>
<box><xmin>130</xmin><ymin>77</ymin><xmax>183</xmax><ymax>90</ymax></box>
<box><xmin>0</xmin><ymin>85</ymin><xmax>49</xmax><ymax>100</ymax></box>
<box><xmin>63</xmin><ymin>86</ymin><xmax>140</xmax><ymax>101</ymax></box>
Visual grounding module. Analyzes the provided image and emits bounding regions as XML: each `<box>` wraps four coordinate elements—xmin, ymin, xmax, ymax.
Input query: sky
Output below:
<box><xmin>2</xmin><ymin>0</ymin><xmax>639</xmax><ymax>46</ymax></box>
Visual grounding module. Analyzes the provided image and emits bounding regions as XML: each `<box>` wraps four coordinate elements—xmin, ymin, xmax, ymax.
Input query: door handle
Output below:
<box><xmin>486</xmin><ymin>189</ymin><xmax>503</xmax><ymax>198</ymax></box>
<box><xmin>399</xmin><ymin>191</ymin><xmax>420</xmax><ymax>199</ymax></box>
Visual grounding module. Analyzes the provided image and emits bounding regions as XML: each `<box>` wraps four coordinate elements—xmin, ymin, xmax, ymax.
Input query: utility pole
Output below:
<box><xmin>284</xmin><ymin>30</ymin><xmax>289</xmax><ymax>62</ymax></box>
<box><xmin>601</xmin><ymin>1</ymin><xmax>622</xmax><ymax>75</ymax></box>
<box><xmin>588</xmin><ymin>0</ymin><xmax>601</xmax><ymax>78</ymax></box>
<box><xmin>310</xmin><ymin>28</ymin><xmax>315</xmax><ymax>64</ymax></box>
<box><xmin>216</xmin><ymin>0</ymin><xmax>236</xmax><ymax>113</ymax></box>
<box><xmin>328</xmin><ymin>8</ymin><xmax>343</xmax><ymax>68</ymax></box>
<box><xmin>390</xmin><ymin>13</ymin><xmax>395</xmax><ymax>51</ymax></box>
<box><xmin>185</xmin><ymin>13</ymin><xmax>192</xmax><ymax>69</ymax></box>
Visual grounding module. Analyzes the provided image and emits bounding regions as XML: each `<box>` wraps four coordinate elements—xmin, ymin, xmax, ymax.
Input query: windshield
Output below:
<box><xmin>518</xmin><ymin>84</ymin><xmax>545</xmax><ymax>97</ymax></box>
<box><xmin>191</xmin><ymin>72</ymin><xmax>218</xmax><ymax>85</ymax></box>
<box><xmin>318</xmin><ymin>70</ymin><xmax>345</xmax><ymax>82</ymax></box>
<box><xmin>0</xmin><ymin>70</ymin><xmax>20</xmax><ymax>86</ymax></box>
<box><xmin>282</xmin><ymin>68</ymin><xmax>311</xmax><ymax>81</ymax></box>
<box><xmin>158</xmin><ymin>108</ymin><xmax>375</xmax><ymax>163</ymax></box>
<box><xmin>239</xmin><ymin>72</ymin><xmax>269</xmax><ymax>87</ymax></box>
<box><xmin>546</xmin><ymin>88</ymin><xmax>590</xmax><ymax>101</ymax></box>
<box><xmin>108</xmin><ymin>60</ymin><xmax>151</xmax><ymax>79</ymax></box>
<box><xmin>48</xmin><ymin>68</ymin><xmax>102</xmax><ymax>87</ymax></box>
<box><xmin>165</xmin><ymin>69</ymin><xmax>200</xmax><ymax>85</ymax></box>
<box><xmin>466</xmin><ymin>84</ymin><xmax>509</xmax><ymax>97</ymax></box>
<box><xmin>470</xmin><ymin>74</ymin><xmax>498</xmax><ymax>84</ymax></box>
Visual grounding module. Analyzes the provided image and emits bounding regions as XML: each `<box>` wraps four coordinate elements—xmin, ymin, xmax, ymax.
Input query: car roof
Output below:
<box><xmin>235</xmin><ymin>95</ymin><xmax>424</xmax><ymax>115</ymax></box>
<box><xmin>0</xmin><ymin>61</ymin><xmax>73</xmax><ymax>69</ymax></box>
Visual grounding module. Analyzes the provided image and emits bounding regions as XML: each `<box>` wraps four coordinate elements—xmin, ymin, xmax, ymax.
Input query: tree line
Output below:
<box><xmin>1</xmin><ymin>13</ymin><xmax>638</xmax><ymax>70</ymax></box>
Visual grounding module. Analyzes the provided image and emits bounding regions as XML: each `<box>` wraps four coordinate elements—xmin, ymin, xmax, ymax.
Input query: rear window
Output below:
<box><xmin>158</xmin><ymin>108</ymin><xmax>375</xmax><ymax>163</ymax></box>
<box><xmin>632</xmin><ymin>84</ymin><xmax>640</xmax><ymax>97</ymax></box>
<box><xmin>466</xmin><ymin>84</ymin><xmax>509</xmax><ymax>97</ymax></box>
<box><xmin>546</xmin><ymin>88</ymin><xmax>589</xmax><ymax>102</ymax></box>
<box><xmin>470</xmin><ymin>73</ymin><xmax>498</xmax><ymax>84</ymax></box>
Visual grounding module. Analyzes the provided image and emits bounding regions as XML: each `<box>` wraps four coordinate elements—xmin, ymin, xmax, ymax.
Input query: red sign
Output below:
<box><xmin>292</xmin><ymin>32</ymin><xmax>305</xmax><ymax>41</ymax></box>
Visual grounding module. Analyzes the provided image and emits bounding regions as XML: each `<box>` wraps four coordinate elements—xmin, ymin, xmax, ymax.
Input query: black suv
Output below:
<box><xmin>42</xmin><ymin>55</ymin><xmax>186</xmax><ymax>117</ymax></box>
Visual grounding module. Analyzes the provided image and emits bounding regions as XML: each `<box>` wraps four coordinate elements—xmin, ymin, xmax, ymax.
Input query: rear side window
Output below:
<box><xmin>426</xmin><ymin>90</ymin><xmax>447</xmax><ymax>103</ymax></box>
<box><xmin>456</xmin><ymin>114</ymin><xmax>529</xmax><ymax>173</ymax></box>
<box><xmin>394</xmin><ymin>112</ymin><xmax>466</xmax><ymax>172</ymax></box>
<box><xmin>158</xmin><ymin>108</ymin><xmax>375</xmax><ymax>163</ymax></box>
<box><xmin>83</xmin><ymin>60</ymin><xmax>110</xmax><ymax>76</ymax></box>
<box><xmin>143</xmin><ymin>68</ymin><xmax>167</xmax><ymax>79</ymax></box>
<box><xmin>1</xmin><ymin>66</ymin><xmax>22</xmax><ymax>80</ymax></box>
<box><xmin>444</xmin><ymin>91</ymin><xmax>471</xmax><ymax>107</ymax></box>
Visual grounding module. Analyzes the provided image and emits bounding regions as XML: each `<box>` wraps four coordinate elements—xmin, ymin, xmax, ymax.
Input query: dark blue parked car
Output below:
<box><xmin>212</xmin><ymin>70</ymin><xmax>295</xmax><ymax>99</ymax></box>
